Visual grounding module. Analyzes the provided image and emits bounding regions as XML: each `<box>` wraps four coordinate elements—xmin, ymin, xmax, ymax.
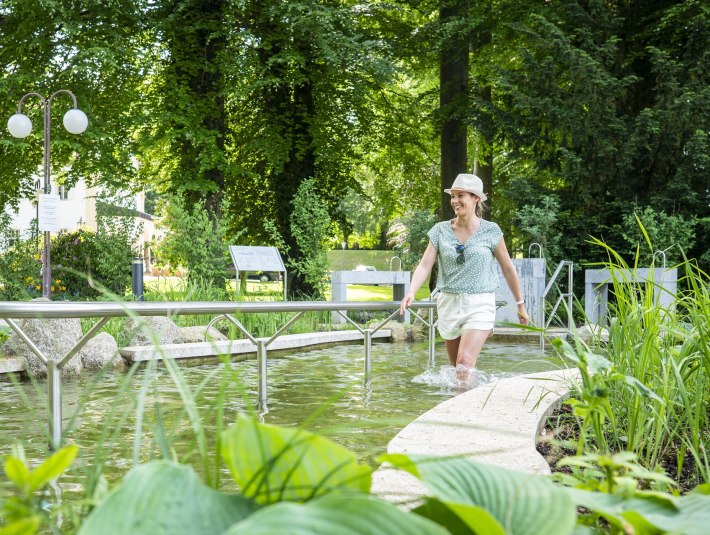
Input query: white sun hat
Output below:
<box><xmin>444</xmin><ymin>173</ymin><xmax>487</xmax><ymax>202</ymax></box>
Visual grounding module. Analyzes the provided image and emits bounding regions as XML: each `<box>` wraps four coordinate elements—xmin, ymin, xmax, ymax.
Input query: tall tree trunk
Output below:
<box><xmin>165</xmin><ymin>0</ymin><xmax>226</xmax><ymax>219</ymax></box>
<box><xmin>472</xmin><ymin>86</ymin><xmax>493</xmax><ymax>206</ymax></box>
<box><xmin>439</xmin><ymin>0</ymin><xmax>469</xmax><ymax>223</ymax></box>
<box><xmin>258</xmin><ymin>40</ymin><xmax>318</xmax><ymax>297</ymax></box>
<box><xmin>163</xmin><ymin>0</ymin><xmax>227</xmax><ymax>284</ymax></box>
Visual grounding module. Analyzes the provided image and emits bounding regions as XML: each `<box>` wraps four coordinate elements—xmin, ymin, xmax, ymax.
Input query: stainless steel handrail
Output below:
<box><xmin>0</xmin><ymin>299</ymin><xmax>436</xmax><ymax>448</ymax></box>
<box><xmin>528</xmin><ymin>242</ymin><xmax>543</xmax><ymax>258</ymax></box>
<box><xmin>389</xmin><ymin>256</ymin><xmax>402</xmax><ymax>271</ymax></box>
<box><xmin>539</xmin><ymin>261</ymin><xmax>574</xmax><ymax>350</ymax></box>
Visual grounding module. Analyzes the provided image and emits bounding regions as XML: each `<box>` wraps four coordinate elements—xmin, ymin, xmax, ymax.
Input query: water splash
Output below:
<box><xmin>411</xmin><ymin>365</ymin><xmax>491</xmax><ymax>391</ymax></box>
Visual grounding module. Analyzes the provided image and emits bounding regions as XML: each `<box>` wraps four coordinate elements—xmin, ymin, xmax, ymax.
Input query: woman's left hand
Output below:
<box><xmin>517</xmin><ymin>304</ymin><xmax>529</xmax><ymax>326</ymax></box>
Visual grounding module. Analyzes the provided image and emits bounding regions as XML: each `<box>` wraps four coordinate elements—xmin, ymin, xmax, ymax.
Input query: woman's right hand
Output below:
<box><xmin>399</xmin><ymin>292</ymin><xmax>415</xmax><ymax>315</ymax></box>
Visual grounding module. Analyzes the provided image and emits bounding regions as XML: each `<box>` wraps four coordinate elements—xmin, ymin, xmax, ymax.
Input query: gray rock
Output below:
<box><xmin>368</xmin><ymin>321</ymin><xmax>426</xmax><ymax>342</ymax></box>
<box><xmin>78</xmin><ymin>332</ymin><xmax>125</xmax><ymax>371</ymax></box>
<box><xmin>179</xmin><ymin>326</ymin><xmax>228</xmax><ymax>343</ymax></box>
<box><xmin>1</xmin><ymin>299</ymin><xmax>83</xmax><ymax>378</ymax></box>
<box><xmin>575</xmin><ymin>324</ymin><xmax>609</xmax><ymax>344</ymax></box>
<box><xmin>122</xmin><ymin>315</ymin><xmax>182</xmax><ymax>346</ymax></box>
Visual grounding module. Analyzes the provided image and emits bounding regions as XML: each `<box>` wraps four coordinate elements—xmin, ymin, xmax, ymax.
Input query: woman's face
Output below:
<box><xmin>450</xmin><ymin>190</ymin><xmax>478</xmax><ymax>214</ymax></box>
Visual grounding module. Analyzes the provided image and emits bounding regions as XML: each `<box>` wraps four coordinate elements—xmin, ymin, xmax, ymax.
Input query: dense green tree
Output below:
<box><xmin>1</xmin><ymin>0</ymin><xmax>706</xmax><ymax>284</ymax></box>
<box><xmin>462</xmin><ymin>0</ymin><xmax>709</xmax><ymax>267</ymax></box>
<box><xmin>137</xmin><ymin>0</ymin><xmax>228</xmax><ymax>218</ymax></box>
<box><xmin>224</xmin><ymin>0</ymin><xmax>395</xmax><ymax>295</ymax></box>
<box><xmin>0</xmin><ymin>0</ymin><xmax>148</xmax><ymax>206</ymax></box>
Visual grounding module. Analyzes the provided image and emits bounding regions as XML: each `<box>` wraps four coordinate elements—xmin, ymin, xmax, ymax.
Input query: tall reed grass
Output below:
<box><xmin>568</xmin><ymin>239</ymin><xmax>709</xmax><ymax>489</ymax></box>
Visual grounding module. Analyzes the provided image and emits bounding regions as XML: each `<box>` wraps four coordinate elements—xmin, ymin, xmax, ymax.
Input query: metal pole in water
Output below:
<box><xmin>428</xmin><ymin>308</ymin><xmax>436</xmax><ymax>366</ymax></box>
<box><xmin>256</xmin><ymin>340</ymin><xmax>268</xmax><ymax>407</ymax></box>
<box><xmin>363</xmin><ymin>329</ymin><xmax>372</xmax><ymax>376</ymax></box>
<box><xmin>47</xmin><ymin>360</ymin><xmax>62</xmax><ymax>449</ymax></box>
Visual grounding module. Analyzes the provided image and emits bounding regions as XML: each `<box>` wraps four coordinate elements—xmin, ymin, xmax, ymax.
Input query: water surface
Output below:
<box><xmin>0</xmin><ymin>340</ymin><xmax>561</xmax><ymax>490</ymax></box>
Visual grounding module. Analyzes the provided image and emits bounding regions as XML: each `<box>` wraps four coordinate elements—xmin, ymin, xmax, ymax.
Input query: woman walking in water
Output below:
<box><xmin>400</xmin><ymin>173</ymin><xmax>529</xmax><ymax>386</ymax></box>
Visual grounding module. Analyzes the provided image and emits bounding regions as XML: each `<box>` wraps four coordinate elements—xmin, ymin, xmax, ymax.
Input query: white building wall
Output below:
<box><xmin>5</xmin><ymin>180</ymin><xmax>91</xmax><ymax>235</ymax></box>
<box><xmin>4</xmin><ymin>181</ymin><xmax>156</xmax><ymax>273</ymax></box>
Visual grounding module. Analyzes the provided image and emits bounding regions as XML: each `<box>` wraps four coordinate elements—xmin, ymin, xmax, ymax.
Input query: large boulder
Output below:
<box><xmin>1</xmin><ymin>309</ymin><xmax>83</xmax><ymax>378</ymax></box>
<box><xmin>368</xmin><ymin>320</ymin><xmax>426</xmax><ymax>342</ymax></box>
<box><xmin>122</xmin><ymin>316</ymin><xmax>182</xmax><ymax>346</ymax></box>
<box><xmin>575</xmin><ymin>324</ymin><xmax>609</xmax><ymax>344</ymax></box>
<box><xmin>179</xmin><ymin>325</ymin><xmax>228</xmax><ymax>343</ymax></box>
<box><xmin>78</xmin><ymin>332</ymin><xmax>125</xmax><ymax>371</ymax></box>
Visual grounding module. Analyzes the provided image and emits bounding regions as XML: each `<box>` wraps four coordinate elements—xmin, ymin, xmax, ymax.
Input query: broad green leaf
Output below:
<box><xmin>563</xmin><ymin>487</ymin><xmax>710</xmax><ymax>534</ymax></box>
<box><xmin>582</xmin><ymin>351</ymin><xmax>612</xmax><ymax>375</ymax></box>
<box><xmin>223</xmin><ymin>493</ymin><xmax>449</xmax><ymax>534</ymax></box>
<box><xmin>3</xmin><ymin>456</ymin><xmax>31</xmax><ymax>494</ymax></box>
<box><xmin>414</xmin><ymin>498</ymin><xmax>506</xmax><ymax>535</ymax></box>
<box><xmin>647</xmin><ymin>494</ymin><xmax>710</xmax><ymax>535</ymax></box>
<box><xmin>28</xmin><ymin>445</ymin><xmax>78</xmax><ymax>493</ymax></box>
<box><xmin>691</xmin><ymin>483</ymin><xmax>710</xmax><ymax>495</ymax></box>
<box><xmin>221</xmin><ymin>414</ymin><xmax>371</xmax><ymax>504</ymax></box>
<box><xmin>0</xmin><ymin>517</ymin><xmax>41</xmax><ymax>535</ymax></box>
<box><xmin>382</xmin><ymin>454</ymin><xmax>576</xmax><ymax>535</ymax></box>
<box><xmin>78</xmin><ymin>461</ymin><xmax>257</xmax><ymax>535</ymax></box>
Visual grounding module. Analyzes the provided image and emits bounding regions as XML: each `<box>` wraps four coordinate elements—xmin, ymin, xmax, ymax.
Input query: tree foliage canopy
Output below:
<box><xmin>1</xmin><ymin>0</ymin><xmax>707</xmax><ymax>280</ymax></box>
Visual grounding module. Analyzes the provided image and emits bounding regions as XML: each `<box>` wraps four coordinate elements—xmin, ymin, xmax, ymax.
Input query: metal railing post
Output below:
<box><xmin>428</xmin><ymin>308</ymin><xmax>436</xmax><ymax>367</ymax></box>
<box><xmin>363</xmin><ymin>329</ymin><xmax>372</xmax><ymax>376</ymax></box>
<box><xmin>256</xmin><ymin>340</ymin><xmax>268</xmax><ymax>410</ymax></box>
<box><xmin>567</xmin><ymin>262</ymin><xmax>574</xmax><ymax>328</ymax></box>
<box><xmin>47</xmin><ymin>360</ymin><xmax>62</xmax><ymax>449</ymax></box>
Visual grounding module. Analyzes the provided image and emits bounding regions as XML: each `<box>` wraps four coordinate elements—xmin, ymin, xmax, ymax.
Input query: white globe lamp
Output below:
<box><xmin>62</xmin><ymin>108</ymin><xmax>88</xmax><ymax>134</ymax></box>
<box><xmin>7</xmin><ymin>113</ymin><xmax>33</xmax><ymax>138</ymax></box>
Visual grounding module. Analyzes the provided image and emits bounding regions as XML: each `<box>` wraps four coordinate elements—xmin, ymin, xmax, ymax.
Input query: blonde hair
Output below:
<box><xmin>474</xmin><ymin>194</ymin><xmax>486</xmax><ymax>218</ymax></box>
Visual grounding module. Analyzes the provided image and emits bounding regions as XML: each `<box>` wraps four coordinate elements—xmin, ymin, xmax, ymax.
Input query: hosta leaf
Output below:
<box><xmin>223</xmin><ymin>493</ymin><xmax>449</xmax><ymax>534</ymax></box>
<box><xmin>414</xmin><ymin>498</ymin><xmax>506</xmax><ymax>535</ymax></box>
<box><xmin>0</xmin><ymin>517</ymin><xmax>41</xmax><ymax>535</ymax></box>
<box><xmin>567</xmin><ymin>488</ymin><xmax>710</xmax><ymax>535</ymax></box>
<box><xmin>382</xmin><ymin>454</ymin><xmax>575</xmax><ymax>535</ymax></box>
<box><xmin>221</xmin><ymin>414</ymin><xmax>371</xmax><ymax>504</ymax></box>
<box><xmin>78</xmin><ymin>461</ymin><xmax>256</xmax><ymax>535</ymax></box>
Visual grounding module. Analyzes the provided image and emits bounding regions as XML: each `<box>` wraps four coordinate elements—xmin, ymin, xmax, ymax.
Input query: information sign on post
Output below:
<box><xmin>38</xmin><ymin>194</ymin><xmax>61</xmax><ymax>232</ymax></box>
<box><xmin>228</xmin><ymin>246</ymin><xmax>287</xmax><ymax>300</ymax></box>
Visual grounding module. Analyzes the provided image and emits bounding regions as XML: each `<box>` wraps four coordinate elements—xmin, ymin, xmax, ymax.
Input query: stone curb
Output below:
<box><xmin>120</xmin><ymin>329</ymin><xmax>392</xmax><ymax>362</ymax></box>
<box><xmin>371</xmin><ymin>368</ymin><xmax>580</xmax><ymax>507</ymax></box>
<box><xmin>1</xmin><ymin>330</ymin><xmax>392</xmax><ymax>377</ymax></box>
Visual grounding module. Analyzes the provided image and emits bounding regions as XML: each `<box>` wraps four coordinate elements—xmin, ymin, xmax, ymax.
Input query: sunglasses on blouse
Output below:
<box><xmin>455</xmin><ymin>244</ymin><xmax>465</xmax><ymax>264</ymax></box>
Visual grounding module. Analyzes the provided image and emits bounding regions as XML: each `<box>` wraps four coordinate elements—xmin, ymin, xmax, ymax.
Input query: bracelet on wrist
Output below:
<box><xmin>515</xmin><ymin>299</ymin><xmax>525</xmax><ymax>305</ymax></box>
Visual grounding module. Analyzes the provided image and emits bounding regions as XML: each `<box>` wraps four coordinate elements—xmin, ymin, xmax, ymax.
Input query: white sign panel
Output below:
<box><xmin>38</xmin><ymin>194</ymin><xmax>60</xmax><ymax>232</ymax></box>
<box><xmin>229</xmin><ymin>246</ymin><xmax>286</xmax><ymax>273</ymax></box>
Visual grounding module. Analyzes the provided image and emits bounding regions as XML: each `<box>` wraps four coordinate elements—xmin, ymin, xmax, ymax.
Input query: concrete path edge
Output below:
<box><xmin>371</xmin><ymin>368</ymin><xmax>581</xmax><ymax>508</ymax></box>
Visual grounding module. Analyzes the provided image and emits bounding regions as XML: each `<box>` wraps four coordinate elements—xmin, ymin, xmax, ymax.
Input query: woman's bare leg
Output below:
<box><xmin>444</xmin><ymin>338</ymin><xmax>460</xmax><ymax>366</ymax></box>
<box><xmin>456</xmin><ymin>329</ymin><xmax>490</xmax><ymax>369</ymax></box>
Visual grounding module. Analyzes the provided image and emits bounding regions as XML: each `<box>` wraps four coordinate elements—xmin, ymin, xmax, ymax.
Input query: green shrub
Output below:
<box><xmin>51</xmin><ymin>217</ymin><xmax>137</xmax><ymax>299</ymax></box>
<box><xmin>0</xmin><ymin>213</ymin><xmax>42</xmax><ymax>300</ymax></box>
<box><xmin>621</xmin><ymin>206</ymin><xmax>696</xmax><ymax>266</ymax></box>
<box><xmin>154</xmin><ymin>196</ymin><xmax>229</xmax><ymax>285</ymax></box>
<box><xmin>515</xmin><ymin>195</ymin><xmax>563</xmax><ymax>263</ymax></box>
<box><xmin>288</xmin><ymin>178</ymin><xmax>332</xmax><ymax>297</ymax></box>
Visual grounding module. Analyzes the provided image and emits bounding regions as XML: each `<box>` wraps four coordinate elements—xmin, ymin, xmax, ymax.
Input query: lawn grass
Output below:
<box><xmin>345</xmin><ymin>284</ymin><xmax>431</xmax><ymax>302</ymax></box>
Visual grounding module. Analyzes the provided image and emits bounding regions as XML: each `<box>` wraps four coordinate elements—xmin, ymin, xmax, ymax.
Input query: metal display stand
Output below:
<box><xmin>229</xmin><ymin>245</ymin><xmax>287</xmax><ymax>301</ymax></box>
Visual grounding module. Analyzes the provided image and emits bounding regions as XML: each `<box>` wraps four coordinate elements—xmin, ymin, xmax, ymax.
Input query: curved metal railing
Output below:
<box><xmin>0</xmin><ymin>299</ymin><xmax>436</xmax><ymax>448</ymax></box>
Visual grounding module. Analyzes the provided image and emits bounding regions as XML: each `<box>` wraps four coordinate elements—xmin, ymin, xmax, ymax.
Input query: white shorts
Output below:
<box><xmin>436</xmin><ymin>291</ymin><xmax>496</xmax><ymax>340</ymax></box>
